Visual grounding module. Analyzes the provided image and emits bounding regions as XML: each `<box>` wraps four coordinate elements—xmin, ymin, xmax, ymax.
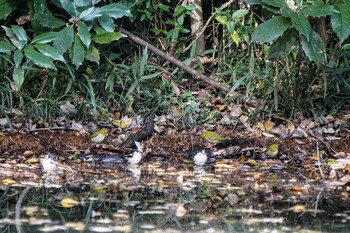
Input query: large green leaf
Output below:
<box><xmin>34</xmin><ymin>44</ymin><xmax>65</xmax><ymax>62</ymax></box>
<box><xmin>32</xmin><ymin>32</ymin><xmax>58</xmax><ymax>44</ymax></box>
<box><xmin>301</xmin><ymin>30</ymin><xmax>326</xmax><ymax>67</ymax></box>
<box><xmin>70</xmin><ymin>35</ymin><xmax>86</xmax><ymax>68</ymax></box>
<box><xmin>32</xmin><ymin>14</ymin><xmax>65</xmax><ymax>29</ymax></box>
<box><xmin>60</xmin><ymin>0</ymin><xmax>77</xmax><ymax>16</ymax></box>
<box><xmin>262</xmin><ymin>0</ymin><xmax>288</xmax><ymax>8</ymax></box>
<box><xmin>100</xmin><ymin>3</ymin><xmax>131</xmax><ymax>19</ymax></box>
<box><xmin>0</xmin><ymin>41</ymin><xmax>15</xmax><ymax>53</ymax></box>
<box><xmin>54</xmin><ymin>26</ymin><xmax>74</xmax><ymax>53</ymax></box>
<box><xmin>301</xmin><ymin>4</ymin><xmax>338</xmax><ymax>17</ymax></box>
<box><xmin>79</xmin><ymin>7</ymin><xmax>102</xmax><ymax>21</ymax></box>
<box><xmin>92</xmin><ymin>31</ymin><xmax>126</xmax><ymax>44</ymax></box>
<box><xmin>34</xmin><ymin>0</ymin><xmax>46</xmax><ymax>14</ymax></box>
<box><xmin>291</xmin><ymin>12</ymin><xmax>311</xmax><ymax>41</ymax></box>
<box><xmin>2</xmin><ymin>26</ymin><xmax>27</xmax><ymax>50</ymax></box>
<box><xmin>332</xmin><ymin>3</ymin><xmax>350</xmax><ymax>43</ymax></box>
<box><xmin>13</xmin><ymin>50</ymin><xmax>23</xmax><ymax>67</ymax></box>
<box><xmin>77</xmin><ymin>21</ymin><xmax>91</xmax><ymax>48</ymax></box>
<box><xmin>252</xmin><ymin>16</ymin><xmax>290</xmax><ymax>43</ymax></box>
<box><xmin>0</xmin><ymin>0</ymin><xmax>15</xmax><ymax>19</ymax></box>
<box><xmin>98</xmin><ymin>13</ymin><xmax>115</xmax><ymax>32</ymax></box>
<box><xmin>13</xmin><ymin>66</ymin><xmax>25</xmax><ymax>91</ymax></box>
<box><xmin>268</xmin><ymin>29</ymin><xmax>297</xmax><ymax>59</ymax></box>
<box><xmin>24</xmin><ymin>45</ymin><xmax>56</xmax><ymax>69</ymax></box>
<box><xmin>74</xmin><ymin>0</ymin><xmax>92</xmax><ymax>7</ymax></box>
<box><xmin>86</xmin><ymin>45</ymin><xmax>99</xmax><ymax>64</ymax></box>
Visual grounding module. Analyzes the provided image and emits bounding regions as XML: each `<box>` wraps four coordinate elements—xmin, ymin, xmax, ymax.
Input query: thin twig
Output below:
<box><xmin>15</xmin><ymin>185</ymin><xmax>32</xmax><ymax>233</ymax></box>
<box><xmin>29</xmin><ymin>127</ymin><xmax>66</xmax><ymax>132</ymax></box>
<box><xmin>316</xmin><ymin>141</ymin><xmax>324</xmax><ymax>179</ymax></box>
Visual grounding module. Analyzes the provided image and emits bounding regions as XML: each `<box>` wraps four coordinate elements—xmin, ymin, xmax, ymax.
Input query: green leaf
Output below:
<box><xmin>0</xmin><ymin>0</ymin><xmax>15</xmax><ymax>20</ymax></box>
<box><xmin>74</xmin><ymin>0</ymin><xmax>92</xmax><ymax>7</ymax></box>
<box><xmin>100</xmin><ymin>3</ymin><xmax>131</xmax><ymax>19</ymax></box>
<box><xmin>252</xmin><ymin>16</ymin><xmax>290</xmax><ymax>43</ymax></box>
<box><xmin>13</xmin><ymin>66</ymin><xmax>25</xmax><ymax>90</ymax></box>
<box><xmin>291</xmin><ymin>12</ymin><xmax>311</xmax><ymax>41</ymax></box>
<box><xmin>92</xmin><ymin>31</ymin><xmax>126</xmax><ymax>44</ymax></box>
<box><xmin>232</xmin><ymin>9</ymin><xmax>249</xmax><ymax>19</ymax></box>
<box><xmin>98</xmin><ymin>13</ymin><xmax>115</xmax><ymax>32</ymax></box>
<box><xmin>79</xmin><ymin>7</ymin><xmax>102</xmax><ymax>21</ymax></box>
<box><xmin>77</xmin><ymin>21</ymin><xmax>91</xmax><ymax>48</ymax></box>
<box><xmin>301</xmin><ymin>30</ymin><xmax>326</xmax><ymax>67</ymax></box>
<box><xmin>301</xmin><ymin>4</ymin><xmax>338</xmax><ymax>17</ymax></box>
<box><xmin>243</xmin><ymin>0</ymin><xmax>262</xmax><ymax>5</ymax></box>
<box><xmin>2</xmin><ymin>26</ymin><xmax>28</xmax><ymax>50</ymax></box>
<box><xmin>268</xmin><ymin>29</ymin><xmax>297</xmax><ymax>59</ymax></box>
<box><xmin>262</xmin><ymin>0</ymin><xmax>288</xmax><ymax>8</ymax></box>
<box><xmin>60</xmin><ymin>0</ymin><xmax>77</xmax><ymax>16</ymax></box>
<box><xmin>54</xmin><ymin>26</ymin><xmax>74</xmax><ymax>53</ymax></box>
<box><xmin>24</xmin><ymin>45</ymin><xmax>56</xmax><ymax>69</ymax></box>
<box><xmin>332</xmin><ymin>4</ymin><xmax>350</xmax><ymax>43</ymax></box>
<box><xmin>34</xmin><ymin>43</ymin><xmax>65</xmax><ymax>62</ymax></box>
<box><xmin>0</xmin><ymin>41</ymin><xmax>15</xmax><ymax>53</ymax></box>
<box><xmin>32</xmin><ymin>14</ymin><xmax>65</xmax><ymax>29</ymax></box>
<box><xmin>70</xmin><ymin>35</ymin><xmax>86</xmax><ymax>68</ymax></box>
<box><xmin>34</xmin><ymin>0</ymin><xmax>46</xmax><ymax>14</ymax></box>
<box><xmin>13</xmin><ymin>50</ymin><xmax>23</xmax><ymax>67</ymax></box>
<box><xmin>86</xmin><ymin>45</ymin><xmax>99</xmax><ymax>64</ymax></box>
<box><xmin>32</xmin><ymin>32</ymin><xmax>58</xmax><ymax>44</ymax></box>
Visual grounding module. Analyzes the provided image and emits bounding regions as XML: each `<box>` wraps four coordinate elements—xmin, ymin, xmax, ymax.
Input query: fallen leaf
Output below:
<box><xmin>60</xmin><ymin>197</ymin><xmax>79</xmax><ymax>208</ymax></box>
<box><xmin>175</xmin><ymin>203</ymin><xmax>187</xmax><ymax>217</ymax></box>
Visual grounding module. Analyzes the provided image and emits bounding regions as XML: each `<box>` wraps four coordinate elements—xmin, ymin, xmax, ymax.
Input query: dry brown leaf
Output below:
<box><xmin>175</xmin><ymin>203</ymin><xmax>187</xmax><ymax>217</ymax></box>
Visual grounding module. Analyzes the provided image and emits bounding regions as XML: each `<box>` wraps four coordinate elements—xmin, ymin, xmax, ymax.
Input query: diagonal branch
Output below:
<box><xmin>119</xmin><ymin>27</ymin><xmax>229</xmax><ymax>93</ymax></box>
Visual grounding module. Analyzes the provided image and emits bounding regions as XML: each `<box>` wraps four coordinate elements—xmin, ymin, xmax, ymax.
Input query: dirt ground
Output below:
<box><xmin>1</xmin><ymin>127</ymin><xmax>349</xmax><ymax>164</ymax></box>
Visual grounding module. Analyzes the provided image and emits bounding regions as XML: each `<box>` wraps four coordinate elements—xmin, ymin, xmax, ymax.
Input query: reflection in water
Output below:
<box><xmin>0</xmin><ymin>159</ymin><xmax>349</xmax><ymax>232</ymax></box>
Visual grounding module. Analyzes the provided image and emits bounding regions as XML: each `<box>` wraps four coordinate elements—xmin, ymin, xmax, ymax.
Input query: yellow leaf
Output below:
<box><xmin>231</xmin><ymin>30</ymin><xmax>240</xmax><ymax>44</ymax></box>
<box><xmin>264</xmin><ymin>119</ymin><xmax>274</xmax><ymax>132</ymax></box>
<box><xmin>287</xmin><ymin>121</ymin><xmax>295</xmax><ymax>132</ymax></box>
<box><xmin>2</xmin><ymin>178</ymin><xmax>16</xmax><ymax>185</ymax></box>
<box><xmin>202</xmin><ymin>131</ymin><xmax>229</xmax><ymax>144</ymax></box>
<box><xmin>215</xmin><ymin>15</ymin><xmax>228</xmax><ymax>25</ymax></box>
<box><xmin>244</xmin><ymin>159</ymin><xmax>260</xmax><ymax>166</ymax></box>
<box><xmin>175</xmin><ymin>203</ymin><xmax>187</xmax><ymax>217</ymax></box>
<box><xmin>60</xmin><ymin>197</ymin><xmax>79</xmax><ymax>208</ymax></box>
<box><xmin>112</xmin><ymin>120</ymin><xmax>127</xmax><ymax>129</ymax></box>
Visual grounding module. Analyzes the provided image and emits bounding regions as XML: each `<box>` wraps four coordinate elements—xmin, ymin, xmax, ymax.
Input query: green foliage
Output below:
<box><xmin>247</xmin><ymin>0</ymin><xmax>350</xmax><ymax>66</ymax></box>
<box><xmin>0</xmin><ymin>0</ymin><xmax>132</xmax><ymax>120</ymax></box>
<box><xmin>0</xmin><ymin>0</ymin><xmax>131</xmax><ymax>79</ymax></box>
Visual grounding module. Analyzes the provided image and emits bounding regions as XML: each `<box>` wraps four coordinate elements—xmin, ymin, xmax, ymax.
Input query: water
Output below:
<box><xmin>1</xmin><ymin>158</ymin><xmax>349</xmax><ymax>232</ymax></box>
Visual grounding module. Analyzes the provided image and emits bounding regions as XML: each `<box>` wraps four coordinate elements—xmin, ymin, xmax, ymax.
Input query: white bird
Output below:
<box><xmin>42</xmin><ymin>154</ymin><xmax>74</xmax><ymax>173</ymax></box>
<box><xmin>193</xmin><ymin>150</ymin><xmax>208</xmax><ymax>166</ymax></box>
<box><xmin>126</xmin><ymin>141</ymin><xmax>143</xmax><ymax>165</ymax></box>
<box><xmin>42</xmin><ymin>155</ymin><xmax>58</xmax><ymax>172</ymax></box>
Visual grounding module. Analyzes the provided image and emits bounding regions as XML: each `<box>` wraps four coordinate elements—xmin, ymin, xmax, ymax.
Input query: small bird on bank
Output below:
<box><xmin>264</xmin><ymin>143</ymin><xmax>279</xmax><ymax>158</ymax></box>
<box><xmin>42</xmin><ymin>154</ymin><xmax>58</xmax><ymax>172</ymax></box>
<box><xmin>87</xmin><ymin>128</ymin><xmax>108</xmax><ymax>143</ymax></box>
<box><xmin>126</xmin><ymin>141</ymin><xmax>143</xmax><ymax>165</ymax></box>
<box><xmin>202</xmin><ymin>131</ymin><xmax>229</xmax><ymax>144</ymax></box>
<box><xmin>185</xmin><ymin>148</ymin><xmax>213</xmax><ymax>166</ymax></box>
<box><xmin>42</xmin><ymin>154</ymin><xmax>74</xmax><ymax>172</ymax></box>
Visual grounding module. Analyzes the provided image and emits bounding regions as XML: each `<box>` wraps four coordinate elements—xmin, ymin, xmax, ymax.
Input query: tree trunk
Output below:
<box><xmin>188</xmin><ymin>0</ymin><xmax>205</xmax><ymax>55</ymax></box>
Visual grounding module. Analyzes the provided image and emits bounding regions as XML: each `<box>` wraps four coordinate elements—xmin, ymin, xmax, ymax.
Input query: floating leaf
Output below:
<box><xmin>60</xmin><ymin>197</ymin><xmax>79</xmax><ymax>208</ymax></box>
<box><xmin>2</xmin><ymin>178</ymin><xmax>16</xmax><ymax>185</ymax></box>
